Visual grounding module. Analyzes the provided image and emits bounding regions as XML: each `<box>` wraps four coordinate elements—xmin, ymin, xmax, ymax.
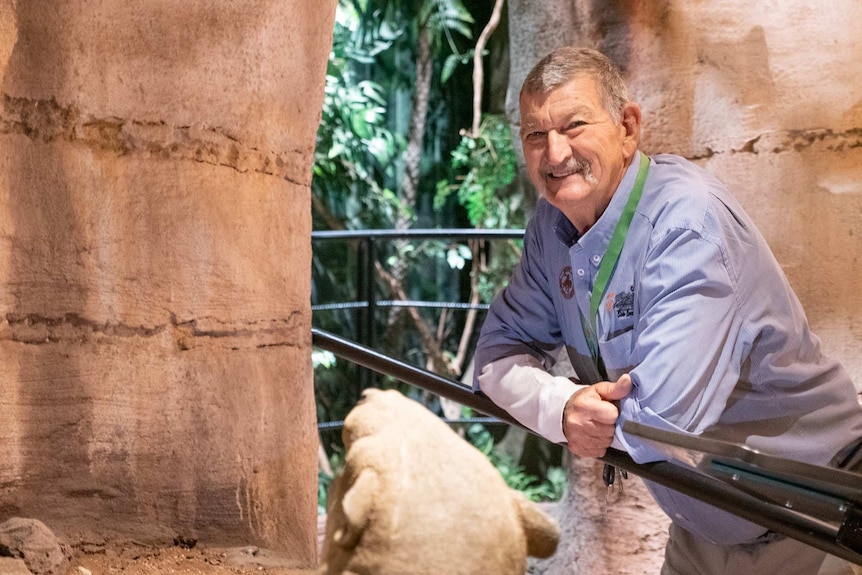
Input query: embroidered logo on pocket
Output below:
<box><xmin>559</xmin><ymin>266</ymin><xmax>574</xmax><ymax>299</ymax></box>
<box><xmin>612</xmin><ymin>286</ymin><xmax>635</xmax><ymax>318</ymax></box>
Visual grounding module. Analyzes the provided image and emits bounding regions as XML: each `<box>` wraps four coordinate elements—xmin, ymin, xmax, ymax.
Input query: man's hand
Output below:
<box><xmin>562</xmin><ymin>374</ymin><xmax>632</xmax><ymax>457</ymax></box>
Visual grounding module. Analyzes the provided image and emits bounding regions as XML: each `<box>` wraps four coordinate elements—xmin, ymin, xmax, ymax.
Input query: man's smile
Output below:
<box><xmin>544</xmin><ymin>157</ymin><xmax>594</xmax><ymax>184</ymax></box>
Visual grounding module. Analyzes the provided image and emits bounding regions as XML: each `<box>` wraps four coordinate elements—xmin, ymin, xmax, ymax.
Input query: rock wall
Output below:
<box><xmin>0</xmin><ymin>0</ymin><xmax>334</xmax><ymax>565</ymax></box>
<box><xmin>620</xmin><ymin>1</ymin><xmax>862</xmax><ymax>387</ymax></box>
<box><xmin>529</xmin><ymin>457</ymin><xmax>669</xmax><ymax>575</ymax></box>
<box><xmin>509</xmin><ymin>0</ymin><xmax>862</xmax><ymax>386</ymax></box>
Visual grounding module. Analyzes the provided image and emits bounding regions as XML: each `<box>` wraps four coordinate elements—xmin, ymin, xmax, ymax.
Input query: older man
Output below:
<box><xmin>474</xmin><ymin>46</ymin><xmax>862</xmax><ymax>574</ymax></box>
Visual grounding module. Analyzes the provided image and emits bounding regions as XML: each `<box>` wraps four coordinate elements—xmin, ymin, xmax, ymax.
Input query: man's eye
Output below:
<box><xmin>568</xmin><ymin>121</ymin><xmax>586</xmax><ymax>130</ymax></box>
<box><xmin>525</xmin><ymin>131</ymin><xmax>545</xmax><ymax>140</ymax></box>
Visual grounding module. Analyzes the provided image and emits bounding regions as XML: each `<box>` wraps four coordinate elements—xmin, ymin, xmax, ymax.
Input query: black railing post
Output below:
<box><xmin>366</xmin><ymin>236</ymin><xmax>376</xmax><ymax>357</ymax></box>
<box><xmin>355</xmin><ymin>236</ymin><xmax>377</xmax><ymax>388</ymax></box>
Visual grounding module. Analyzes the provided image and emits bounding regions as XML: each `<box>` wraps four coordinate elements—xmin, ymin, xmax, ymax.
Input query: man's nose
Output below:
<box><xmin>546</xmin><ymin>130</ymin><xmax>571</xmax><ymax>165</ymax></box>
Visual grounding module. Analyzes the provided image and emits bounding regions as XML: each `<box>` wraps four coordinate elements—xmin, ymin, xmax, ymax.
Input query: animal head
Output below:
<box><xmin>341</xmin><ymin>388</ymin><xmax>439</xmax><ymax>449</ymax></box>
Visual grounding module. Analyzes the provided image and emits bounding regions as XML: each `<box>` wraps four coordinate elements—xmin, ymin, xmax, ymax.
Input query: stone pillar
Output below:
<box><xmin>0</xmin><ymin>0</ymin><xmax>334</xmax><ymax>565</ymax></box>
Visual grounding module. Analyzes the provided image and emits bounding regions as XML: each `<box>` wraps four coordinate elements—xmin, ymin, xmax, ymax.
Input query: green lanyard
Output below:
<box><xmin>582</xmin><ymin>153</ymin><xmax>650</xmax><ymax>376</ymax></box>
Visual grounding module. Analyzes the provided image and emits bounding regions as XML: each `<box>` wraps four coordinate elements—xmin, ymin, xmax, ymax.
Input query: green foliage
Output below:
<box><xmin>434</xmin><ymin>114</ymin><xmax>520</xmax><ymax>228</ymax></box>
<box><xmin>311</xmin><ymin>1</ymin><xmax>410</xmax><ymax>427</ymax></box>
<box><xmin>312</xmin><ymin>0</ymin><xmax>484</xmax><ymax>428</ymax></box>
<box><xmin>312</xmin><ymin>2</ymin><xmax>404</xmax><ymax>230</ymax></box>
<box><xmin>312</xmin><ymin>349</ymin><xmax>337</xmax><ymax>370</ymax></box>
<box><xmin>434</xmin><ymin>114</ymin><xmax>525</xmax><ymax>303</ymax></box>
<box><xmin>312</xmin><ymin>0</ymin><xmax>558</xmax><ymax>512</ymax></box>
<box><xmin>441</xmin><ymin>50</ymin><xmax>470</xmax><ymax>84</ymax></box>
<box><xmin>313</xmin><ymin>0</ymin><xmax>478</xmax><ymax>234</ymax></box>
<box><xmin>318</xmin><ymin>468</ymin><xmax>333</xmax><ymax>515</ymax></box>
<box><xmin>420</xmin><ymin>0</ymin><xmax>474</xmax><ymax>48</ymax></box>
<box><xmin>467</xmin><ymin>424</ymin><xmax>566</xmax><ymax>503</ymax></box>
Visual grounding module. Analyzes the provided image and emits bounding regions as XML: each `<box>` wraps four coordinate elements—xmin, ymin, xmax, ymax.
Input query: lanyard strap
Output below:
<box><xmin>584</xmin><ymin>153</ymin><xmax>650</xmax><ymax>372</ymax></box>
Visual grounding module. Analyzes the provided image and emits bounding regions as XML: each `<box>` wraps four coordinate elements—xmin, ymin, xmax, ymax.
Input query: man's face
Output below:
<box><xmin>519</xmin><ymin>75</ymin><xmax>639</xmax><ymax>233</ymax></box>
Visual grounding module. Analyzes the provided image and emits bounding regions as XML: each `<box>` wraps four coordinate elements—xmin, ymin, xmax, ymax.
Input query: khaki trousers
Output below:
<box><xmin>661</xmin><ymin>443</ymin><xmax>862</xmax><ymax>575</ymax></box>
<box><xmin>661</xmin><ymin>523</ymin><xmax>860</xmax><ymax>575</ymax></box>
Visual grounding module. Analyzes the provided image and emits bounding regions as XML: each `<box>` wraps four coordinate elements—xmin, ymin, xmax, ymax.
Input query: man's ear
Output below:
<box><xmin>620</xmin><ymin>102</ymin><xmax>642</xmax><ymax>158</ymax></box>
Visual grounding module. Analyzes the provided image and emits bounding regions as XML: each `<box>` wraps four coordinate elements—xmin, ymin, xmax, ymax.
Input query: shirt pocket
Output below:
<box><xmin>599</xmin><ymin>324</ymin><xmax>634</xmax><ymax>380</ymax></box>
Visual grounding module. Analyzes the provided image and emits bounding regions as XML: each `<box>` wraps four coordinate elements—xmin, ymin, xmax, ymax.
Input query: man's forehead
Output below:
<box><xmin>521</xmin><ymin>73</ymin><xmax>598</xmax><ymax>100</ymax></box>
<box><xmin>519</xmin><ymin>89</ymin><xmax>600</xmax><ymax>131</ymax></box>
<box><xmin>521</xmin><ymin>75</ymin><xmax>600</xmax><ymax>108</ymax></box>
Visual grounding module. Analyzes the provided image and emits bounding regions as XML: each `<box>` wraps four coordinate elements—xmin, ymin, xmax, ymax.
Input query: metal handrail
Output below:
<box><xmin>312</xmin><ymin>327</ymin><xmax>862</xmax><ymax>565</ymax></box>
<box><xmin>312</xmin><ymin>300</ymin><xmax>491</xmax><ymax>312</ymax></box>
<box><xmin>318</xmin><ymin>416</ymin><xmax>500</xmax><ymax>432</ymax></box>
<box><xmin>311</xmin><ymin>228</ymin><xmax>525</xmax><ymax>241</ymax></box>
<box><xmin>311</xmin><ymin>228</ymin><xmax>521</xmax><ymax>317</ymax></box>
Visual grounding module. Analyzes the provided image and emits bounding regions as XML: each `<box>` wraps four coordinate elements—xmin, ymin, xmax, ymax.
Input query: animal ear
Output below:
<box><xmin>334</xmin><ymin>469</ymin><xmax>380</xmax><ymax>549</ymax></box>
<box><xmin>513</xmin><ymin>491</ymin><xmax>561</xmax><ymax>558</ymax></box>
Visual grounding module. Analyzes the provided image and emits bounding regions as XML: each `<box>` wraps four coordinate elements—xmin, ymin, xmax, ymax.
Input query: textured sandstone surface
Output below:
<box><xmin>0</xmin><ymin>0</ymin><xmax>335</xmax><ymax>566</ymax></box>
<box><xmin>509</xmin><ymin>0</ymin><xmax>862</xmax><ymax>387</ymax></box>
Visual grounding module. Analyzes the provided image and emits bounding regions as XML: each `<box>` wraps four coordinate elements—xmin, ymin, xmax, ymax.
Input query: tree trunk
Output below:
<box><xmin>528</xmin><ymin>456</ymin><xmax>668</xmax><ymax>575</ymax></box>
<box><xmin>397</xmin><ymin>21</ymin><xmax>433</xmax><ymax>230</ymax></box>
<box><xmin>385</xmin><ymin>20</ymin><xmax>454</xmax><ymax>376</ymax></box>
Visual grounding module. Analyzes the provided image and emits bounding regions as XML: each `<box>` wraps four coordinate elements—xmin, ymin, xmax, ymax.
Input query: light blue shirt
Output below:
<box><xmin>475</xmin><ymin>151</ymin><xmax>862</xmax><ymax>544</ymax></box>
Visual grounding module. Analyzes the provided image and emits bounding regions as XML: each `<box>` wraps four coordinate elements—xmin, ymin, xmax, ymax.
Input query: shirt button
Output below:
<box><xmin>577</xmin><ymin>269</ymin><xmax>585</xmax><ymax>277</ymax></box>
<box><xmin>592</xmin><ymin>255</ymin><xmax>601</xmax><ymax>265</ymax></box>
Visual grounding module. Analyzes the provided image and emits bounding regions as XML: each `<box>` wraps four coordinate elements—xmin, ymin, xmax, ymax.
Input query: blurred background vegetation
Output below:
<box><xmin>311</xmin><ymin>0</ymin><xmax>564</xmax><ymax>511</ymax></box>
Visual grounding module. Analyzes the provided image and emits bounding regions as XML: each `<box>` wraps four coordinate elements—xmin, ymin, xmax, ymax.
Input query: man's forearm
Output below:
<box><xmin>476</xmin><ymin>353</ymin><xmax>585</xmax><ymax>444</ymax></box>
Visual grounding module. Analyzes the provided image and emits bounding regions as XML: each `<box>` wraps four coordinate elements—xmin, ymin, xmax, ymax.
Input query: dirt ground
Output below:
<box><xmin>62</xmin><ymin>542</ymin><xmax>319</xmax><ymax>575</ymax></box>
<box><xmin>47</xmin><ymin>517</ymin><xmax>328</xmax><ymax>575</ymax></box>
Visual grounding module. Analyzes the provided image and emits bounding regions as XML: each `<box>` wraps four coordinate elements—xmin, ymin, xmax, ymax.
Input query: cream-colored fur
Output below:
<box><xmin>320</xmin><ymin>388</ymin><xmax>560</xmax><ymax>575</ymax></box>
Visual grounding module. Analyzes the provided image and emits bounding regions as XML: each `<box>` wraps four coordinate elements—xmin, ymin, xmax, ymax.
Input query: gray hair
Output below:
<box><xmin>521</xmin><ymin>47</ymin><xmax>630</xmax><ymax>121</ymax></box>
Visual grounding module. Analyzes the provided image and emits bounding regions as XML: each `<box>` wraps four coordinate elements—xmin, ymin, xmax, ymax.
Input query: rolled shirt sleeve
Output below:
<box><xmin>477</xmin><ymin>354</ymin><xmax>586</xmax><ymax>444</ymax></box>
<box><xmin>473</xmin><ymin>201</ymin><xmax>585</xmax><ymax>445</ymax></box>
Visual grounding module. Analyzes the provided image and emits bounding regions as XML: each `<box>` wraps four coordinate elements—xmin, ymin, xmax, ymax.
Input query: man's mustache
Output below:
<box><xmin>543</xmin><ymin>156</ymin><xmax>591</xmax><ymax>179</ymax></box>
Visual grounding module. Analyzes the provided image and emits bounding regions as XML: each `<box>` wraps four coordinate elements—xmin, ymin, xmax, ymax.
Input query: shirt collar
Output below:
<box><xmin>554</xmin><ymin>150</ymin><xmax>644</xmax><ymax>252</ymax></box>
<box><xmin>553</xmin><ymin>213</ymin><xmax>579</xmax><ymax>247</ymax></box>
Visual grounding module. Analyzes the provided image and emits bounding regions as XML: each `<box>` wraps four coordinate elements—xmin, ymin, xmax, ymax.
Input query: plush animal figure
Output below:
<box><xmin>319</xmin><ymin>388</ymin><xmax>560</xmax><ymax>575</ymax></box>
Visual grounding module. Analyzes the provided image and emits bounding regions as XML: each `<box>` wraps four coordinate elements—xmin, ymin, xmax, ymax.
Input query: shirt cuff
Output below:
<box><xmin>477</xmin><ymin>354</ymin><xmax>586</xmax><ymax>445</ymax></box>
